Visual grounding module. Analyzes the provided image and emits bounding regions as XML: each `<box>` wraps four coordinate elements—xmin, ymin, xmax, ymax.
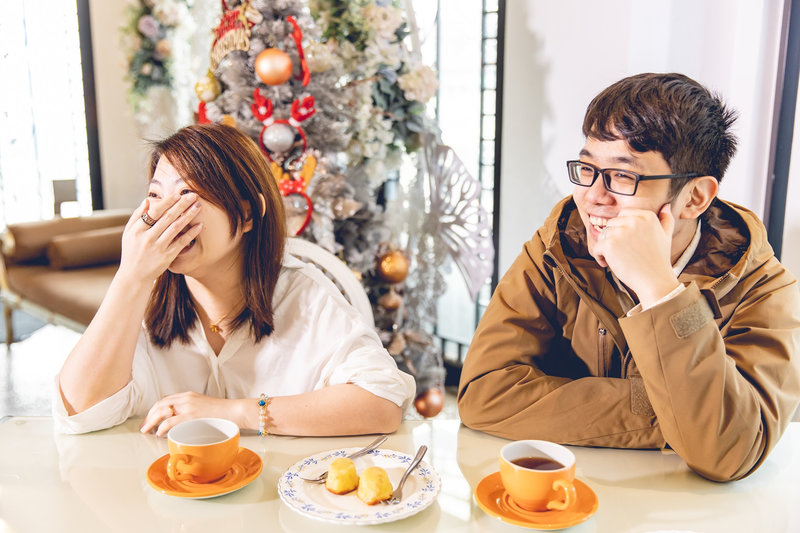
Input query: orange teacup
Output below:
<box><xmin>499</xmin><ymin>440</ymin><xmax>577</xmax><ymax>512</ymax></box>
<box><xmin>166</xmin><ymin>418</ymin><xmax>240</xmax><ymax>483</ymax></box>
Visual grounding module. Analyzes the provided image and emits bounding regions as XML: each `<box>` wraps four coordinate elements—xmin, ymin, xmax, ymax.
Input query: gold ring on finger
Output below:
<box><xmin>141</xmin><ymin>212</ymin><xmax>157</xmax><ymax>227</ymax></box>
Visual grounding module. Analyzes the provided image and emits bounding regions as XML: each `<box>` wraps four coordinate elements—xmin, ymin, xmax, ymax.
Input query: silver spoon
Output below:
<box><xmin>300</xmin><ymin>435</ymin><xmax>388</xmax><ymax>483</ymax></box>
<box><xmin>383</xmin><ymin>444</ymin><xmax>428</xmax><ymax>505</ymax></box>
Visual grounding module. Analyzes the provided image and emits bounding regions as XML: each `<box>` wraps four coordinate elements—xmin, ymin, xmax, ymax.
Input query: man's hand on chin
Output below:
<box><xmin>592</xmin><ymin>203</ymin><xmax>682</xmax><ymax>308</ymax></box>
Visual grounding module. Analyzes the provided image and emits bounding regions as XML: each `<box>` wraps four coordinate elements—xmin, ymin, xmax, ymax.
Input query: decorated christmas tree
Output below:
<box><xmin>126</xmin><ymin>0</ymin><xmax>494</xmax><ymax>418</ymax></box>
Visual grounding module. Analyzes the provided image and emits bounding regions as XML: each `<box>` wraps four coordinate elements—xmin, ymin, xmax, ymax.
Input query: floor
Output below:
<box><xmin>0</xmin><ymin>323</ymin><xmax>81</xmax><ymax>417</ymax></box>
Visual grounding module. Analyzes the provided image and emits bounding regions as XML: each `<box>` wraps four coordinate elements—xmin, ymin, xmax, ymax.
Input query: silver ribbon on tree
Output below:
<box><xmin>402</xmin><ymin>1</ymin><xmax>494</xmax><ymax>304</ymax></box>
<box><xmin>420</xmin><ymin>135</ymin><xmax>495</xmax><ymax>300</ymax></box>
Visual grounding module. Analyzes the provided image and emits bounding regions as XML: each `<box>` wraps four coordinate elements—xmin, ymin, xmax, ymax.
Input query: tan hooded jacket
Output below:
<box><xmin>458</xmin><ymin>196</ymin><xmax>800</xmax><ymax>481</ymax></box>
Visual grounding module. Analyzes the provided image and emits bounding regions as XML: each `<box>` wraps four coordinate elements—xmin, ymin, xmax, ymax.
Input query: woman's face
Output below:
<box><xmin>147</xmin><ymin>156</ymin><xmax>248</xmax><ymax>280</ymax></box>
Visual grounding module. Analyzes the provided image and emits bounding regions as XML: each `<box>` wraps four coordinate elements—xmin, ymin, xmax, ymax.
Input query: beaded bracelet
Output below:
<box><xmin>258</xmin><ymin>393</ymin><xmax>270</xmax><ymax>436</ymax></box>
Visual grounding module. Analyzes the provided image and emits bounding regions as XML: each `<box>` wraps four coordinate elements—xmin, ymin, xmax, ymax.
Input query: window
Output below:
<box><xmin>0</xmin><ymin>1</ymin><xmax>93</xmax><ymax>226</ymax></box>
<box><xmin>412</xmin><ymin>0</ymin><xmax>502</xmax><ymax>373</ymax></box>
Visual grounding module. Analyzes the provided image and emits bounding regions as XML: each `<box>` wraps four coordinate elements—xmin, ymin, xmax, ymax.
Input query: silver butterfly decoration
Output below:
<box><xmin>421</xmin><ymin>139</ymin><xmax>494</xmax><ymax>300</ymax></box>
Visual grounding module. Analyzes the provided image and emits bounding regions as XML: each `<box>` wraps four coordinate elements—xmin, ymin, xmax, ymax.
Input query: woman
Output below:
<box><xmin>55</xmin><ymin>123</ymin><xmax>415</xmax><ymax>436</ymax></box>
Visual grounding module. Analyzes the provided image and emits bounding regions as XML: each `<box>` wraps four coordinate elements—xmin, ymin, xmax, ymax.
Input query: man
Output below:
<box><xmin>458</xmin><ymin>73</ymin><xmax>800</xmax><ymax>482</ymax></box>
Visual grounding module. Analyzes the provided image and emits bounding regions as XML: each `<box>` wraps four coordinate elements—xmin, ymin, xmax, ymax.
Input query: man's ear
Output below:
<box><xmin>677</xmin><ymin>176</ymin><xmax>718</xmax><ymax>219</ymax></box>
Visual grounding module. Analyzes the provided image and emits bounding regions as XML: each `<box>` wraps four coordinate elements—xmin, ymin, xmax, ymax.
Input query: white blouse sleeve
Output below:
<box><xmin>284</xmin><ymin>261</ymin><xmax>416</xmax><ymax>410</ymax></box>
<box><xmin>52</xmin><ymin>330</ymin><xmax>160</xmax><ymax>434</ymax></box>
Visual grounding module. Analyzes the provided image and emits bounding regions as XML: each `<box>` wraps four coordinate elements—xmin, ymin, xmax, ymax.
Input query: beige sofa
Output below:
<box><xmin>1</xmin><ymin>210</ymin><xmax>131</xmax><ymax>344</ymax></box>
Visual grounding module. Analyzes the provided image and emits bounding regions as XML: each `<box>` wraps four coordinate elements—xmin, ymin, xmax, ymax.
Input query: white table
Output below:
<box><xmin>0</xmin><ymin>417</ymin><xmax>798</xmax><ymax>532</ymax></box>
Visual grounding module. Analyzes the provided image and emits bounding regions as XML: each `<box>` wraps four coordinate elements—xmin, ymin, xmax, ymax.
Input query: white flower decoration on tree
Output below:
<box><xmin>398</xmin><ymin>65</ymin><xmax>438</xmax><ymax>103</ymax></box>
<box><xmin>151</xmin><ymin>0</ymin><xmax>184</xmax><ymax>26</ymax></box>
<box><xmin>362</xmin><ymin>4</ymin><xmax>404</xmax><ymax>39</ymax></box>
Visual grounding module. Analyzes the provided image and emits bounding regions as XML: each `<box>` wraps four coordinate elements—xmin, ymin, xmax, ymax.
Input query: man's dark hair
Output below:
<box><xmin>583</xmin><ymin>72</ymin><xmax>738</xmax><ymax>196</ymax></box>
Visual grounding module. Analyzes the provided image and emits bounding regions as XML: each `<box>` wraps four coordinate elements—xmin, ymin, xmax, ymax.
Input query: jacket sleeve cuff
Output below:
<box><xmin>626</xmin><ymin>283</ymin><xmax>688</xmax><ymax>316</ymax></box>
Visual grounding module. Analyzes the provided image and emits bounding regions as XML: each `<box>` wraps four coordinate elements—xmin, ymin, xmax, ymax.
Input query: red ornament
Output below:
<box><xmin>269</xmin><ymin>156</ymin><xmax>316</xmax><ymax>236</ymax></box>
<box><xmin>286</xmin><ymin>15</ymin><xmax>310</xmax><ymax>86</ymax></box>
<box><xmin>251</xmin><ymin>89</ymin><xmax>315</xmax><ymax>163</ymax></box>
<box><xmin>414</xmin><ymin>387</ymin><xmax>444</xmax><ymax>418</ymax></box>
<box><xmin>197</xmin><ymin>102</ymin><xmax>210</xmax><ymax>124</ymax></box>
<box><xmin>210</xmin><ymin>0</ymin><xmax>260</xmax><ymax>70</ymax></box>
<box><xmin>255</xmin><ymin>48</ymin><xmax>293</xmax><ymax>86</ymax></box>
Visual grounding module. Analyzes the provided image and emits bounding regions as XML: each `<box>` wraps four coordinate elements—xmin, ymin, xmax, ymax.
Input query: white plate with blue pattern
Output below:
<box><xmin>277</xmin><ymin>447</ymin><xmax>441</xmax><ymax>525</ymax></box>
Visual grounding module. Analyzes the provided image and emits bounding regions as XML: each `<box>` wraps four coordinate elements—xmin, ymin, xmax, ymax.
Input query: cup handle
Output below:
<box><xmin>546</xmin><ymin>479</ymin><xmax>576</xmax><ymax>511</ymax></box>
<box><xmin>167</xmin><ymin>454</ymin><xmax>198</xmax><ymax>481</ymax></box>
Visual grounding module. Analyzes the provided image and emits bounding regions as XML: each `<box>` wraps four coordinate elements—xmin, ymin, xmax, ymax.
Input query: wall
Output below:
<box><xmin>88</xmin><ymin>0</ymin><xmax>153</xmax><ymax>210</ymax></box>
<box><xmin>781</xmin><ymin>67</ymin><xmax>800</xmax><ymax>278</ymax></box>
<box><xmin>499</xmin><ymin>0</ymin><xmax>787</xmax><ymax>275</ymax></box>
<box><xmin>89</xmin><ymin>1</ymin><xmax>798</xmax><ymax>278</ymax></box>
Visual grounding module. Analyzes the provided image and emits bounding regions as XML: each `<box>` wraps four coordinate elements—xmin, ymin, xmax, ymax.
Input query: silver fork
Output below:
<box><xmin>300</xmin><ymin>435</ymin><xmax>388</xmax><ymax>483</ymax></box>
<box><xmin>383</xmin><ymin>445</ymin><xmax>428</xmax><ymax>505</ymax></box>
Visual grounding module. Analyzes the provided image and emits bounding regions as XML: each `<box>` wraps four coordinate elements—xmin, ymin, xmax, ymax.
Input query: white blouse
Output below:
<box><xmin>53</xmin><ymin>255</ymin><xmax>416</xmax><ymax>434</ymax></box>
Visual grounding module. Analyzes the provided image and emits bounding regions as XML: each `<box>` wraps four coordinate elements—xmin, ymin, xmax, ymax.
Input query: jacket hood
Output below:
<box><xmin>540</xmin><ymin>196</ymin><xmax>773</xmax><ymax>300</ymax></box>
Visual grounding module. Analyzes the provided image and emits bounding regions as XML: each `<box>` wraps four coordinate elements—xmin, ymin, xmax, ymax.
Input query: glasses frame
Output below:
<box><xmin>566</xmin><ymin>160</ymin><xmax>701</xmax><ymax>196</ymax></box>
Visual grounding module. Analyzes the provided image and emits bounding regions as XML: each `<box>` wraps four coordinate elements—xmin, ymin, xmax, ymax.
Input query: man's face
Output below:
<box><xmin>572</xmin><ymin>137</ymin><xmax>676</xmax><ymax>262</ymax></box>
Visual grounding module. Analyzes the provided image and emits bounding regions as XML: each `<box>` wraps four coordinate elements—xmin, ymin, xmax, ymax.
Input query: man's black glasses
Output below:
<box><xmin>566</xmin><ymin>160</ymin><xmax>700</xmax><ymax>196</ymax></box>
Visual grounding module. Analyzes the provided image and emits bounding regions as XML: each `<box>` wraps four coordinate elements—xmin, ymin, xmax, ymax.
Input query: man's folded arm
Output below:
<box><xmin>622</xmin><ymin>273</ymin><xmax>800</xmax><ymax>482</ymax></box>
<box><xmin>458</xmin><ymin>364</ymin><xmax>665</xmax><ymax>447</ymax></box>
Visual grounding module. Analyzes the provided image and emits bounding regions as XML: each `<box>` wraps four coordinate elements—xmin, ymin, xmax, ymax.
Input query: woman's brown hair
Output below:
<box><xmin>144</xmin><ymin>123</ymin><xmax>286</xmax><ymax>346</ymax></box>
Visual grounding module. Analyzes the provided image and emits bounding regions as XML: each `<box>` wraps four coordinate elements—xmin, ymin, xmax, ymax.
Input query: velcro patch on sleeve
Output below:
<box><xmin>668</xmin><ymin>298</ymin><xmax>714</xmax><ymax>339</ymax></box>
<box><xmin>629</xmin><ymin>375</ymin><xmax>655</xmax><ymax>416</ymax></box>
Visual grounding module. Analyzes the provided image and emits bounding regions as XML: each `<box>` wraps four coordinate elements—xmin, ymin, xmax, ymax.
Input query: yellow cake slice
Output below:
<box><xmin>325</xmin><ymin>458</ymin><xmax>359</xmax><ymax>494</ymax></box>
<box><xmin>357</xmin><ymin>466</ymin><xmax>393</xmax><ymax>505</ymax></box>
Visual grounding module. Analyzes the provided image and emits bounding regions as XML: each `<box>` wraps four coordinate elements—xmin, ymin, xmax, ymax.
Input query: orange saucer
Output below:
<box><xmin>474</xmin><ymin>472</ymin><xmax>598</xmax><ymax>530</ymax></box>
<box><xmin>147</xmin><ymin>447</ymin><xmax>262</xmax><ymax>499</ymax></box>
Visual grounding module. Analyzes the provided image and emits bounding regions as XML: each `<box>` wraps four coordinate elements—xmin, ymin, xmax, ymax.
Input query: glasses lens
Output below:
<box><xmin>602</xmin><ymin>169</ymin><xmax>638</xmax><ymax>195</ymax></box>
<box><xmin>568</xmin><ymin>162</ymin><xmax>596</xmax><ymax>186</ymax></box>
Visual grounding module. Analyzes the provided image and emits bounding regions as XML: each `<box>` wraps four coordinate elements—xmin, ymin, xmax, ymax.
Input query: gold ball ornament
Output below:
<box><xmin>378</xmin><ymin>288</ymin><xmax>403</xmax><ymax>311</ymax></box>
<box><xmin>255</xmin><ymin>48</ymin><xmax>293</xmax><ymax>86</ymax></box>
<box><xmin>221</xmin><ymin>115</ymin><xmax>236</xmax><ymax>127</ymax></box>
<box><xmin>386</xmin><ymin>332</ymin><xmax>407</xmax><ymax>356</ymax></box>
<box><xmin>194</xmin><ymin>70</ymin><xmax>221</xmax><ymax>103</ymax></box>
<box><xmin>377</xmin><ymin>250</ymin><xmax>409</xmax><ymax>284</ymax></box>
<box><xmin>414</xmin><ymin>387</ymin><xmax>444</xmax><ymax>418</ymax></box>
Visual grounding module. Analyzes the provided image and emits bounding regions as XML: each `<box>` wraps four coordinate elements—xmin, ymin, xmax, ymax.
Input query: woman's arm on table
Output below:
<box><xmin>140</xmin><ymin>384</ymin><xmax>403</xmax><ymax>436</ymax></box>
<box><xmin>58</xmin><ymin>196</ymin><xmax>201</xmax><ymax>414</ymax></box>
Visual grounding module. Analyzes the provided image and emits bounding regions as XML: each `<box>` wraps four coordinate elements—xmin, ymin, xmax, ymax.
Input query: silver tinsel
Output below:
<box><xmin>172</xmin><ymin>0</ymin><xmax>497</xmax><ymax>406</ymax></box>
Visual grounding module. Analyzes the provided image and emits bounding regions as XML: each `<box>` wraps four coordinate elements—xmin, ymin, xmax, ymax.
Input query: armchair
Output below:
<box><xmin>1</xmin><ymin>211</ymin><xmax>130</xmax><ymax>344</ymax></box>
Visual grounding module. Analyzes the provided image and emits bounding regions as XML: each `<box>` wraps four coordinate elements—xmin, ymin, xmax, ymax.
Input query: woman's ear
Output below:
<box><xmin>677</xmin><ymin>176</ymin><xmax>719</xmax><ymax>220</ymax></box>
<box><xmin>242</xmin><ymin>195</ymin><xmax>267</xmax><ymax>233</ymax></box>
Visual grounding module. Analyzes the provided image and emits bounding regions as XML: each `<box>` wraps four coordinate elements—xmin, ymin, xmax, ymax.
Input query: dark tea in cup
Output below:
<box><xmin>511</xmin><ymin>456</ymin><xmax>565</xmax><ymax>471</ymax></box>
<box><xmin>500</xmin><ymin>440</ymin><xmax>577</xmax><ymax>511</ymax></box>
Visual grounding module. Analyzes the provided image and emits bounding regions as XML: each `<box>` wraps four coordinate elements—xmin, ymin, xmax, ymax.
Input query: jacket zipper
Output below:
<box><xmin>543</xmin><ymin>251</ymin><xmax>630</xmax><ymax>368</ymax></box>
<box><xmin>597</xmin><ymin>327</ymin><xmax>608</xmax><ymax>375</ymax></box>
